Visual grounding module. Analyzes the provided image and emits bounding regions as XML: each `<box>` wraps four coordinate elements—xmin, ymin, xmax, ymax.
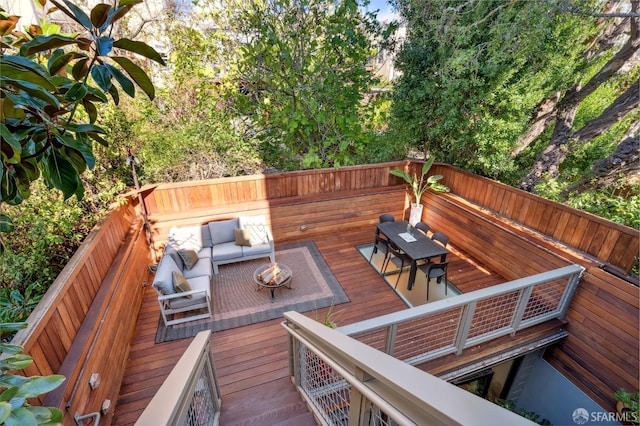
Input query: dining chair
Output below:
<box><xmin>415</xmin><ymin>221</ymin><xmax>430</xmax><ymax>236</ymax></box>
<box><xmin>431</xmin><ymin>231</ymin><xmax>449</xmax><ymax>248</ymax></box>
<box><xmin>384</xmin><ymin>243</ymin><xmax>412</xmax><ymax>288</ymax></box>
<box><xmin>378</xmin><ymin>214</ymin><xmax>395</xmax><ymax>223</ymax></box>
<box><xmin>369</xmin><ymin>233</ymin><xmax>391</xmax><ymax>272</ymax></box>
<box><xmin>418</xmin><ymin>261</ymin><xmax>449</xmax><ymax>300</ymax></box>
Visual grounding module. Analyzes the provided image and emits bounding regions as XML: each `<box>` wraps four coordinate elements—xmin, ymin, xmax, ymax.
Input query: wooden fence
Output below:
<box><xmin>427</xmin><ymin>163</ymin><xmax>638</xmax><ymax>274</ymax></box>
<box><xmin>12</xmin><ymin>199</ymin><xmax>150</xmax><ymax>424</ymax></box>
<box><xmin>14</xmin><ymin>161</ymin><xmax>637</xmax><ymax>422</ymax></box>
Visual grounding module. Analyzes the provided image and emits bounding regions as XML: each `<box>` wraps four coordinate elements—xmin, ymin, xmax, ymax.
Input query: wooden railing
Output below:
<box><xmin>11</xmin><ymin>199</ymin><xmax>150</xmax><ymax>424</ymax></box>
<box><xmin>339</xmin><ymin>265</ymin><xmax>583</xmax><ymax>364</ymax></box>
<box><xmin>426</xmin><ymin>163</ymin><xmax>638</xmax><ymax>274</ymax></box>
<box><xmin>136</xmin><ymin>331</ymin><xmax>221</xmax><ymax>425</ymax></box>
<box><xmin>282</xmin><ymin>312</ymin><xmax>535</xmax><ymax>426</ymax></box>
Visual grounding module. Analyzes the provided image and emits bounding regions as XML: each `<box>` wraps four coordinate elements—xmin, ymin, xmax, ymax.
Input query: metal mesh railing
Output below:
<box><xmin>466</xmin><ymin>290</ymin><xmax>521</xmax><ymax>341</ymax></box>
<box><xmin>186</xmin><ymin>374</ymin><xmax>217</xmax><ymax>426</ymax></box>
<box><xmin>394</xmin><ymin>308</ymin><xmax>462</xmax><ymax>361</ymax></box>
<box><xmin>300</xmin><ymin>344</ymin><xmax>352</xmax><ymax>425</ymax></box>
<box><xmin>365</xmin><ymin>402</ymin><xmax>400</xmax><ymax>426</ymax></box>
<box><xmin>522</xmin><ymin>278</ymin><xmax>565</xmax><ymax>321</ymax></box>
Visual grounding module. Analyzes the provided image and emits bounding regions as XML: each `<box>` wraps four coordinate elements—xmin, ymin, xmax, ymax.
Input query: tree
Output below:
<box><xmin>0</xmin><ymin>0</ymin><xmax>165</xmax><ymax>253</ymax></box>
<box><xmin>230</xmin><ymin>0</ymin><xmax>385</xmax><ymax>170</ymax></box>
<box><xmin>389</xmin><ymin>0</ymin><xmax>597</xmax><ymax>178</ymax></box>
<box><xmin>520</xmin><ymin>0</ymin><xmax>639</xmax><ymax>191</ymax></box>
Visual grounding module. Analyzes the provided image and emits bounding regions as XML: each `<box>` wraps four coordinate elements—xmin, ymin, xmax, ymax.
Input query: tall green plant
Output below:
<box><xmin>0</xmin><ymin>322</ymin><xmax>65</xmax><ymax>425</ymax></box>
<box><xmin>389</xmin><ymin>157</ymin><xmax>449</xmax><ymax>205</ymax></box>
<box><xmin>0</xmin><ymin>0</ymin><xmax>165</xmax><ymax>252</ymax></box>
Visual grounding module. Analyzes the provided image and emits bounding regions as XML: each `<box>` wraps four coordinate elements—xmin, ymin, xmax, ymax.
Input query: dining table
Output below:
<box><xmin>377</xmin><ymin>220</ymin><xmax>449</xmax><ymax>290</ymax></box>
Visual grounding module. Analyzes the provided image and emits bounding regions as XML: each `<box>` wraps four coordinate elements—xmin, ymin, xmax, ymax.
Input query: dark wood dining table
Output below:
<box><xmin>377</xmin><ymin>220</ymin><xmax>449</xmax><ymax>290</ymax></box>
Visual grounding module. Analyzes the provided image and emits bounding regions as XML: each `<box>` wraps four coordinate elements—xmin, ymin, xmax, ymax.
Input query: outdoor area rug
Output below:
<box><xmin>356</xmin><ymin>243</ymin><xmax>461</xmax><ymax>308</ymax></box>
<box><xmin>155</xmin><ymin>241</ymin><xmax>349</xmax><ymax>343</ymax></box>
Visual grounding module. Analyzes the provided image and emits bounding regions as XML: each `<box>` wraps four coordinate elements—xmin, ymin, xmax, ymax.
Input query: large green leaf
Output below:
<box><xmin>0</xmin><ymin>123</ymin><xmax>21</xmax><ymax>163</ymax></box>
<box><xmin>71</xmin><ymin>57</ymin><xmax>89</xmax><ymax>80</ymax></box>
<box><xmin>0</xmin><ymin>214</ymin><xmax>14</xmax><ymax>233</ymax></box>
<box><xmin>0</xmin><ymin>355</ymin><xmax>32</xmax><ymax>371</ymax></box>
<box><xmin>56</xmin><ymin>131</ymin><xmax>97</xmax><ymax>169</ymax></box>
<box><xmin>0</xmin><ymin>76</ymin><xmax>60</xmax><ymax>107</ymax></box>
<box><xmin>90</xmin><ymin>64</ymin><xmax>111</xmax><ymax>93</ymax></box>
<box><xmin>0</xmin><ymin>59</ymin><xmax>55</xmax><ymax>92</ymax></box>
<box><xmin>64</xmin><ymin>82</ymin><xmax>87</xmax><ymax>102</ymax></box>
<box><xmin>110</xmin><ymin>56</ymin><xmax>154</xmax><ymax>99</ymax></box>
<box><xmin>0</xmin><ymin>323</ymin><xmax>27</xmax><ymax>333</ymax></box>
<box><xmin>90</xmin><ymin>3</ymin><xmax>111</xmax><ymax>29</ymax></box>
<box><xmin>113</xmin><ymin>38</ymin><xmax>165</xmax><ymax>65</ymax></box>
<box><xmin>42</xmin><ymin>150</ymin><xmax>81</xmax><ymax>200</ymax></box>
<box><xmin>96</xmin><ymin>36</ymin><xmax>113</xmax><ymax>56</ymax></box>
<box><xmin>0</xmin><ymin>343</ymin><xmax>23</xmax><ymax>355</ymax></box>
<box><xmin>0</xmin><ymin>375</ymin><xmax>28</xmax><ymax>389</ymax></box>
<box><xmin>105</xmin><ymin>63</ymin><xmax>134</xmax><ymax>97</ymax></box>
<box><xmin>0</xmin><ymin>401</ymin><xmax>11</xmax><ymax>424</ymax></box>
<box><xmin>59</xmin><ymin>0</ymin><xmax>92</xmax><ymax>29</ymax></box>
<box><xmin>48</xmin><ymin>51</ymin><xmax>86</xmax><ymax>75</ymax></box>
<box><xmin>19</xmin><ymin>34</ymin><xmax>79</xmax><ymax>57</ymax></box>
<box><xmin>82</xmin><ymin>98</ymin><xmax>98</xmax><ymax>123</ymax></box>
<box><xmin>5</xmin><ymin>406</ymin><xmax>37</xmax><ymax>426</ymax></box>
<box><xmin>15</xmin><ymin>375</ymin><xmax>65</xmax><ymax>398</ymax></box>
<box><xmin>0</xmin><ymin>387</ymin><xmax>18</xmax><ymax>403</ymax></box>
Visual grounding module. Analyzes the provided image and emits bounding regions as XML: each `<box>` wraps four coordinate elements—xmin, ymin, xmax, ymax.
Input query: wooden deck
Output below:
<box><xmin>112</xmin><ymin>224</ymin><xmax>511</xmax><ymax>424</ymax></box>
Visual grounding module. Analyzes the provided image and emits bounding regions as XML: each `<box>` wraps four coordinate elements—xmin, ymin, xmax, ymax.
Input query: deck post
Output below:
<box><xmin>510</xmin><ymin>286</ymin><xmax>533</xmax><ymax>336</ymax></box>
<box><xmin>454</xmin><ymin>301</ymin><xmax>476</xmax><ymax>355</ymax></box>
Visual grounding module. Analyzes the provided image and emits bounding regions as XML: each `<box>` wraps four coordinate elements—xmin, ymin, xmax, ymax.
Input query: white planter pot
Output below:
<box><xmin>409</xmin><ymin>203</ymin><xmax>423</xmax><ymax>226</ymax></box>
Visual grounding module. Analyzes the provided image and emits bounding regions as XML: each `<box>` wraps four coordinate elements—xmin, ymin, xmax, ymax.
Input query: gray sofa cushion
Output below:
<box><xmin>164</xmin><ymin>246</ymin><xmax>184</xmax><ymax>270</ymax></box>
<box><xmin>200</xmin><ymin>225</ymin><xmax>213</xmax><ymax>247</ymax></box>
<box><xmin>209</xmin><ymin>219</ymin><xmax>238</xmax><ymax>245</ymax></box>
<box><xmin>242</xmin><ymin>243</ymin><xmax>272</xmax><ymax>257</ymax></box>
<box><xmin>153</xmin><ymin>256</ymin><xmax>181</xmax><ymax>295</ymax></box>
<box><xmin>169</xmin><ymin>275</ymin><xmax>210</xmax><ymax>309</ymax></box>
<box><xmin>197</xmin><ymin>247</ymin><xmax>212</xmax><ymax>259</ymax></box>
<box><xmin>211</xmin><ymin>242</ymin><xmax>243</xmax><ymax>261</ymax></box>
<box><xmin>183</xmin><ymin>256</ymin><xmax>213</xmax><ymax>280</ymax></box>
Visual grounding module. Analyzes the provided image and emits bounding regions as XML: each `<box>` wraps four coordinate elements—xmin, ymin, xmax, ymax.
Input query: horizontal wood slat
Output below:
<box><xmin>431</xmin><ymin>164</ymin><xmax>638</xmax><ymax>273</ymax></box>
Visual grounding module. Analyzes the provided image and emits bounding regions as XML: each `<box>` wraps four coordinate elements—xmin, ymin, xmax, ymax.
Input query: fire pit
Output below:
<box><xmin>253</xmin><ymin>263</ymin><xmax>293</xmax><ymax>302</ymax></box>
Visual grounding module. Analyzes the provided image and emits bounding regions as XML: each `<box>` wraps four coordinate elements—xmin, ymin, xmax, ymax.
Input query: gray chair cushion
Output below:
<box><xmin>197</xmin><ymin>247</ymin><xmax>212</xmax><ymax>259</ymax></box>
<box><xmin>164</xmin><ymin>246</ymin><xmax>184</xmax><ymax>270</ymax></box>
<box><xmin>183</xmin><ymin>257</ymin><xmax>213</xmax><ymax>280</ymax></box>
<box><xmin>209</xmin><ymin>219</ymin><xmax>238</xmax><ymax>245</ymax></box>
<box><xmin>200</xmin><ymin>225</ymin><xmax>213</xmax><ymax>247</ymax></box>
<box><xmin>211</xmin><ymin>242</ymin><xmax>243</xmax><ymax>261</ymax></box>
<box><xmin>169</xmin><ymin>275</ymin><xmax>210</xmax><ymax>309</ymax></box>
<box><xmin>242</xmin><ymin>243</ymin><xmax>272</xmax><ymax>257</ymax></box>
<box><xmin>153</xmin><ymin>256</ymin><xmax>181</xmax><ymax>295</ymax></box>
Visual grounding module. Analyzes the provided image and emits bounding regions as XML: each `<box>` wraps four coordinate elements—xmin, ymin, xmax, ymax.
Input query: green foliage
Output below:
<box><xmin>388</xmin><ymin>0</ymin><xmax>599</xmax><ymax>178</ymax></box>
<box><xmin>389</xmin><ymin>156</ymin><xmax>449</xmax><ymax>204</ymax></box>
<box><xmin>230</xmin><ymin>0</ymin><xmax>385</xmax><ymax>170</ymax></box>
<box><xmin>0</xmin><ymin>0</ymin><xmax>163</xmax><ymax>251</ymax></box>
<box><xmin>615</xmin><ymin>388</ymin><xmax>640</xmax><ymax>425</ymax></box>
<box><xmin>0</xmin><ymin>322</ymin><xmax>65</xmax><ymax>425</ymax></box>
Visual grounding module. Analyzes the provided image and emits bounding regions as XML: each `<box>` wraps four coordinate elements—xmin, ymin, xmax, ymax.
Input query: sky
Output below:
<box><xmin>364</xmin><ymin>0</ymin><xmax>398</xmax><ymax>22</ymax></box>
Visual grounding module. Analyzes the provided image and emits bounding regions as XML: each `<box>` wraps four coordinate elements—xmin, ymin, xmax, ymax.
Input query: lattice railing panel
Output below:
<box><xmin>186</xmin><ymin>373</ymin><xmax>216</xmax><ymax>426</ymax></box>
<box><xmin>467</xmin><ymin>290</ymin><xmax>521</xmax><ymax>340</ymax></box>
<box><xmin>299</xmin><ymin>344</ymin><xmax>351</xmax><ymax>425</ymax></box>
<box><xmin>522</xmin><ymin>278</ymin><xmax>565</xmax><ymax>320</ymax></box>
<box><xmin>366</xmin><ymin>401</ymin><xmax>400</xmax><ymax>426</ymax></box>
<box><xmin>393</xmin><ymin>308</ymin><xmax>463</xmax><ymax>361</ymax></box>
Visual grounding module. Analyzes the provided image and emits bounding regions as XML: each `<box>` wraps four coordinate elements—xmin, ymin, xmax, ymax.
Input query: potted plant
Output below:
<box><xmin>615</xmin><ymin>388</ymin><xmax>639</xmax><ymax>425</ymax></box>
<box><xmin>390</xmin><ymin>157</ymin><xmax>450</xmax><ymax>225</ymax></box>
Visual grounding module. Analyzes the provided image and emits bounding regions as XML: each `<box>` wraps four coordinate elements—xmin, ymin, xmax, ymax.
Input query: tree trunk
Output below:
<box><xmin>572</xmin><ymin>80</ymin><xmax>640</xmax><ymax>143</ymax></box>
<box><xmin>511</xmin><ymin>93</ymin><xmax>560</xmax><ymax>157</ymax></box>
<box><xmin>520</xmin><ymin>3</ymin><xmax>639</xmax><ymax>192</ymax></box>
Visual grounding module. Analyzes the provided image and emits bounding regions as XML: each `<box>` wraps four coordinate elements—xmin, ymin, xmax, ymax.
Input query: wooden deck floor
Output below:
<box><xmin>112</xmin><ymin>225</ymin><xmax>507</xmax><ymax>425</ymax></box>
